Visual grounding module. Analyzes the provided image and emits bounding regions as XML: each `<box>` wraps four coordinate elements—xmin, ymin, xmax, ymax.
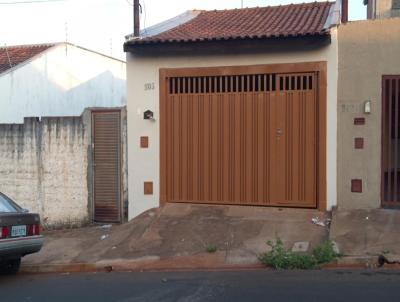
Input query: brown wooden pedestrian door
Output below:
<box><xmin>92</xmin><ymin>110</ymin><xmax>121</xmax><ymax>222</ymax></box>
<box><xmin>382</xmin><ymin>75</ymin><xmax>400</xmax><ymax>207</ymax></box>
<box><xmin>160</xmin><ymin>65</ymin><xmax>323</xmax><ymax>208</ymax></box>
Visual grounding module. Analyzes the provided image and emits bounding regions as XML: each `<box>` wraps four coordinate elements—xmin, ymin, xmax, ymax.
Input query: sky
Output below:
<box><xmin>0</xmin><ymin>0</ymin><xmax>367</xmax><ymax>60</ymax></box>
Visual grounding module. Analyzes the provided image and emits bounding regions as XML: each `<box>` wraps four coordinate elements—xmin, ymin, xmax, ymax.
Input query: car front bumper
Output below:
<box><xmin>0</xmin><ymin>235</ymin><xmax>44</xmax><ymax>259</ymax></box>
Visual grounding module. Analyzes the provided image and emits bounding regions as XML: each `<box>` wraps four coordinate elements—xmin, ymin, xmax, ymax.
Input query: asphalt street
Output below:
<box><xmin>1</xmin><ymin>269</ymin><xmax>400</xmax><ymax>302</ymax></box>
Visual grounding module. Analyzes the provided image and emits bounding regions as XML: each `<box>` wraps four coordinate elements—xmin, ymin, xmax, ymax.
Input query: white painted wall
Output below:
<box><xmin>0</xmin><ymin>43</ymin><xmax>126</xmax><ymax>123</ymax></box>
<box><xmin>0</xmin><ymin>116</ymin><xmax>90</xmax><ymax>227</ymax></box>
<box><xmin>127</xmin><ymin>30</ymin><xmax>338</xmax><ymax>219</ymax></box>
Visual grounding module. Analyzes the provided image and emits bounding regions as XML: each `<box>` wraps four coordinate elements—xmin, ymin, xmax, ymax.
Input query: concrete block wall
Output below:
<box><xmin>0</xmin><ymin>116</ymin><xmax>90</xmax><ymax>227</ymax></box>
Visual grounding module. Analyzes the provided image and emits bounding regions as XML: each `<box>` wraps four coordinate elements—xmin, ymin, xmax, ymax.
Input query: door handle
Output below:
<box><xmin>276</xmin><ymin>128</ymin><xmax>282</xmax><ymax>140</ymax></box>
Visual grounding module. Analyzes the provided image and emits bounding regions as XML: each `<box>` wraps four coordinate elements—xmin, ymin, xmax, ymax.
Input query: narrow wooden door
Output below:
<box><xmin>382</xmin><ymin>75</ymin><xmax>400</xmax><ymax>206</ymax></box>
<box><xmin>92</xmin><ymin>110</ymin><xmax>121</xmax><ymax>222</ymax></box>
<box><xmin>269</xmin><ymin>74</ymin><xmax>317</xmax><ymax>207</ymax></box>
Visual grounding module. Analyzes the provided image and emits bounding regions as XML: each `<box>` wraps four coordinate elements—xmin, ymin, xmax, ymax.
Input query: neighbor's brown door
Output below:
<box><xmin>382</xmin><ymin>75</ymin><xmax>400</xmax><ymax>207</ymax></box>
<box><xmin>160</xmin><ymin>64</ymin><xmax>324</xmax><ymax>208</ymax></box>
<box><xmin>92</xmin><ymin>110</ymin><xmax>121</xmax><ymax>222</ymax></box>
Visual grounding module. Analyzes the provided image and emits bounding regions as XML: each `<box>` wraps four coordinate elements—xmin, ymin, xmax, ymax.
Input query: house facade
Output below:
<box><xmin>364</xmin><ymin>0</ymin><xmax>400</xmax><ymax>19</ymax></box>
<box><xmin>0</xmin><ymin>43</ymin><xmax>128</xmax><ymax>226</ymax></box>
<box><xmin>337</xmin><ymin>5</ymin><xmax>400</xmax><ymax>209</ymax></box>
<box><xmin>0</xmin><ymin>42</ymin><xmax>126</xmax><ymax>123</ymax></box>
<box><xmin>124</xmin><ymin>2</ymin><xmax>342</xmax><ymax>219</ymax></box>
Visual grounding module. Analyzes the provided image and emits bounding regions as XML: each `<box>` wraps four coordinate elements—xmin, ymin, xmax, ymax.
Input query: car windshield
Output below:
<box><xmin>0</xmin><ymin>193</ymin><xmax>19</xmax><ymax>213</ymax></box>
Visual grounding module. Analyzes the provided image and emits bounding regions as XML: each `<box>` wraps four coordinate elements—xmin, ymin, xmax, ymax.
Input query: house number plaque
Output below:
<box><xmin>144</xmin><ymin>82</ymin><xmax>155</xmax><ymax>90</ymax></box>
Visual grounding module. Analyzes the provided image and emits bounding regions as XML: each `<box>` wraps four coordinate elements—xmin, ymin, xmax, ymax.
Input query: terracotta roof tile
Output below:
<box><xmin>128</xmin><ymin>2</ymin><xmax>334</xmax><ymax>46</ymax></box>
<box><xmin>0</xmin><ymin>44</ymin><xmax>55</xmax><ymax>74</ymax></box>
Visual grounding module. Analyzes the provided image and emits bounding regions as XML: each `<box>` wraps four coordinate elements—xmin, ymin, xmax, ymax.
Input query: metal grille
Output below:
<box><xmin>382</xmin><ymin>76</ymin><xmax>400</xmax><ymax>206</ymax></box>
<box><xmin>162</xmin><ymin>71</ymin><xmax>318</xmax><ymax>208</ymax></box>
<box><xmin>92</xmin><ymin>110</ymin><xmax>121</xmax><ymax>222</ymax></box>
<box><xmin>168</xmin><ymin>74</ymin><xmax>314</xmax><ymax>94</ymax></box>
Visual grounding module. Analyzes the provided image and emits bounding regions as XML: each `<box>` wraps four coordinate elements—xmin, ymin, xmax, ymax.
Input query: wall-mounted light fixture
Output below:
<box><xmin>143</xmin><ymin>110</ymin><xmax>155</xmax><ymax>120</ymax></box>
<box><xmin>364</xmin><ymin>100</ymin><xmax>371</xmax><ymax>114</ymax></box>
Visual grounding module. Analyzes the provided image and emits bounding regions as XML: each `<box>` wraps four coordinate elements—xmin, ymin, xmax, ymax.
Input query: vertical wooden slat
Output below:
<box><xmin>264</xmin><ymin>74</ymin><xmax>267</xmax><ymax>92</ymax></box>
<box><xmin>218</xmin><ymin>77</ymin><xmax>224</xmax><ymax>200</ymax></box>
<box><xmin>252</xmin><ymin>76</ymin><xmax>258</xmax><ymax>202</ymax></box>
<box><xmin>244</xmin><ymin>75</ymin><xmax>252</xmax><ymax>203</ymax></box>
<box><xmin>210</xmin><ymin>91</ymin><xmax>218</xmax><ymax>202</ymax></box>
<box><xmin>257</xmin><ymin>91</ymin><xmax>265</xmax><ymax>203</ymax></box>
<box><xmin>167</xmin><ymin>95</ymin><xmax>174</xmax><ymax>200</ymax></box>
<box><xmin>192</xmin><ymin>94</ymin><xmax>199</xmax><ymax>200</ymax></box>
<box><xmin>222</xmin><ymin>92</ymin><xmax>230</xmax><ymax>201</ymax></box>
<box><xmin>300</xmin><ymin>89</ymin><xmax>305</xmax><ymax>201</ymax></box>
<box><xmin>198</xmin><ymin>94</ymin><xmax>204</xmax><ymax>200</ymax></box>
<box><xmin>181</xmin><ymin>93</ymin><xmax>188</xmax><ymax>201</ymax></box>
<box><xmin>234</xmin><ymin>78</ymin><xmax>242</xmax><ymax>202</ymax></box>
<box><xmin>187</xmin><ymin>94</ymin><xmax>193</xmax><ymax>200</ymax></box>
<box><xmin>269</xmin><ymin>77</ymin><xmax>280</xmax><ymax>201</ymax></box>
<box><xmin>269</xmin><ymin>74</ymin><xmax>273</xmax><ymax>92</ymax></box>
<box><xmin>304</xmin><ymin>78</ymin><xmax>317</xmax><ymax>203</ymax></box>
<box><xmin>394</xmin><ymin>79</ymin><xmax>399</xmax><ymax>203</ymax></box>
<box><xmin>388</xmin><ymin>79</ymin><xmax>393</xmax><ymax>202</ymax></box>
<box><xmin>218</xmin><ymin>92</ymin><xmax>224</xmax><ymax>201</ymax></box>
<box><xmin>381</xmin><ymin>78</ymin><xmax>387</xmax><ymax>203</ymax></box>
<box><xmin>285</xmin><ymin>90</ymin><xmax>292</xmax><ymax>201</ymax></box>
<box><xmin>182</xmin><ymin>76</ymin><xmax>186</xmax><ymax>94</ymax></box>
<box><xmin>265</xmin><ymin>92</ymin><xmax>270</xmax><ymax>203</ymax></box>
<box><xmin>172</xmin><ymin>95</ymin><xmax>180</xmax><ymax>200</ymax></box>
<box><xmin>240</xmin><ymin>75</ymin><xmax>245</xmax><ymax>202</ymax></box>
<box><xmin>204</xmin><ymin>93</ymin><xmax>211</xmax><ymax>201</ymax></box>
<box><xmin>291</xmin><ymin>88</ymin><xmax>300</xmax><ymax>201</ymax></box>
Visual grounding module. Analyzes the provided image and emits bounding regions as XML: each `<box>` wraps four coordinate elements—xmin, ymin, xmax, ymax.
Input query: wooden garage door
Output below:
<box><xmin>160</xmin><ymin>64</ymin><xmax>325</xmax><ymax>208</ymax></box>
<box><xmin>92</xmin><ymin>110</ymin><xmax>121</xmax><ymax>222</ymax></box>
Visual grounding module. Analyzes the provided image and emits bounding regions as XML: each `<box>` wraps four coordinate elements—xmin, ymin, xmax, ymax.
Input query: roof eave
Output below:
<box><xmin>124</xmin><ymin>31</ymin><xmax>331</xmax><ymax>51</ymax></box>
<box><xmin>124</xmin><ymin>33</ymin><xmax>331</xmax><ymax>54</ymax></box>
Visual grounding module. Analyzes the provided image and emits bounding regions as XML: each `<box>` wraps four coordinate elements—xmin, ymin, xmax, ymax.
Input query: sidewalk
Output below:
<box><xmin>22</xmin><ymin>203</ymin><xmax>330</xmax><ymax>273</ymax></box>
<box><xmin>329</xmin><ymin>208</ymin><xmax>400</xmax><ymax>266</ymax></box>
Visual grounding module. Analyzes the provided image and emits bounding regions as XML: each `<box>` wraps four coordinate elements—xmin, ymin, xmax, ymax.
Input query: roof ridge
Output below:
<box><xmin>0</xmin><ymin>42</ymin><xmax>60</xmax><ymax>50</ymax></box>
<box><xmin>124</xmin><ymin>1</ymin><xmax>335</xmax><ymax>49</ymax></box>
<box><xmin>200</xmin><ymin>1</ymin><xmax>334</xmax><ymax>13</ymax></box>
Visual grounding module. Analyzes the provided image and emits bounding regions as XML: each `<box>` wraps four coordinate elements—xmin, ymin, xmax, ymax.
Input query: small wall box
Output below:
<box><xmin>143</xmin><ymin>110</ymin><xmax>154</xmax><ymax>120</ymax></box>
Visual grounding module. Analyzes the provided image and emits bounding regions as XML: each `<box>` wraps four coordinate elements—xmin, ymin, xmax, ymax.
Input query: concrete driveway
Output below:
<box><xmin>23</xmin><ymin>203</ymin><xmax>329</xmax><ymax>270</ymax></box>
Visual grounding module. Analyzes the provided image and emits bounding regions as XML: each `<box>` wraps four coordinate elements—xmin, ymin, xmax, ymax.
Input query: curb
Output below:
<box><xmin>21</xmin><ymin>253</ymin><xmax>265</xmax><ymax>274</ymax></box>
<box><xmin>20</xmin><ymin>261</ymin><xmax>265</xmax><ymax>274</ymax></box>
<box><xmin>20</xmin><ymin>255</ymin><xmax>400</xmax><ymax>274</ymax></box>
<box><xmin>21</xmin><ymin>263</ymin><xmax>98</xmax><ymax>274</ymax></box>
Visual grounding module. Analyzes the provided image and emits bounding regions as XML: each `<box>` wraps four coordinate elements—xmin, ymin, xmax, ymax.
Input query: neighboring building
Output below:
<box><xmin>338</xmin><ymin>15</ymin><xmax>400</xmax><ymax>209</ymax></box>
<box><xmin>0</xmin><ymin>42</ymin><xmax>126</xmax><ymax>123</ymax></box>
<box><xmin>124</xmin><ymin>2</ymin><xmax>342</xmax><ymax>219</ymax></box>
<box><xmin>0</xmin><ymin>43</ymin><xmax>128</xmax><ymax>226</ymax></box>
<box><xmin>364</xmin><ymin>0</ymin><xmax>400</xmax><ymax>19</ymax></box>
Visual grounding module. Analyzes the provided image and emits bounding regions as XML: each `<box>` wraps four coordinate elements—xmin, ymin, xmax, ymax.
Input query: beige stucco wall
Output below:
<box><xmin>337</xmin><ymin>18</ymin><xmax>400</xmax><ymax>209</ymax></box>
<box><xmin>127</xmin><ymin>29</ymin><xmax>338</xmax><ymax>219</ymax></box>
<box><xmin>374</xmin><ymin>0</ymin><xmax>400</xmax><ymax>19</ymax></box>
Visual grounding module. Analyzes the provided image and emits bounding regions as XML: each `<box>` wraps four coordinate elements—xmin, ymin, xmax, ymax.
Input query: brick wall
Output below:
<box><xmin>0</xmin><ymin>116</ymin><xmax>90</xmax><ymax>227</ymax></box>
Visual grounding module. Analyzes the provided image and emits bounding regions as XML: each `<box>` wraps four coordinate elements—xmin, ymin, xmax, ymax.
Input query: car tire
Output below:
<box><xmin>0</xmin><ymin>258</ymin><xmax>21</xmax><ymax>275</ymax></box>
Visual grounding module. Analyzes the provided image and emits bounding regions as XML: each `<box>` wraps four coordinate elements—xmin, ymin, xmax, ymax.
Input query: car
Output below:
<box><xmin>0</xmin><ymin>192</ymin><xmax>43</xmax><ymax>274</ymax></box>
